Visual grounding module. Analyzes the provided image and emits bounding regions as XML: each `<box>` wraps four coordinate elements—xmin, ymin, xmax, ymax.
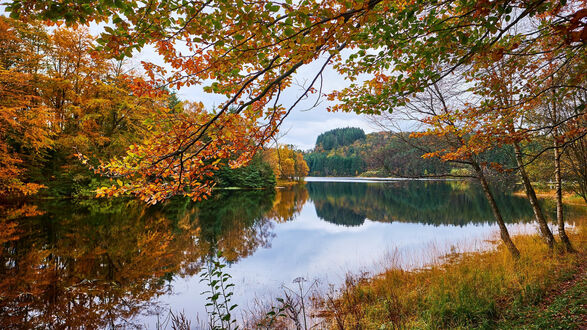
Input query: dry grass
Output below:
<box><xmin>276</xmin><ymin>179</ymin><xmax>305</xmax><ymax>187</ymax></box>
<box><xmin>315</xmin><ymin>226</ymin><xmax>586</xmax><ymax>329</ymax></box>
<box><xmin>512</xmin><ymin>189</ymin><xmax>587</xmax><ymax>206</ymax></box>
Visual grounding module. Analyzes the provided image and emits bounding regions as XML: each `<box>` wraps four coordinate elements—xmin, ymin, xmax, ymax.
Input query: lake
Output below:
<box><xmin>1</xmin><ymin>178</ymin><xmax>583</xmax><ymax>328</ymax></box>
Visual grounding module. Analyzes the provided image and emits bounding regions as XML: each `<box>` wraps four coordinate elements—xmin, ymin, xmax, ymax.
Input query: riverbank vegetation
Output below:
<box><xmin>243</xmin><ymin>223</ymin><xmax>585</xmax><ymax>329</ymax></box>
<box><xmin>313</xmin><ymin>227</ymin><xmax>586</xmax><ymax>329</ymax></box>
<box><xmin>304</xmin><ymin>128</ymin><xmax>515</xmax><ymax>180</ymax></box>
<box><xmin>214</xmin><ymin>146</ymin><xmax>310</xmax><ymax>189</ymax></box>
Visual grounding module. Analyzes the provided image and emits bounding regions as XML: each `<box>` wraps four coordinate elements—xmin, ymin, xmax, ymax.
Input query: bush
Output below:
<box><xmin>215</xmin><ymin>154</ymin><xmax>276</xmax><ymax>189</ymax></box>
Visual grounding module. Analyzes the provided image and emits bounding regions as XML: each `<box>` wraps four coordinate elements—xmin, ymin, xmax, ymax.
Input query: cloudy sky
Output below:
<box><xmin>131</xmin><ymin>47</ymin><xmax>378</xmax><ymax>150</ymax></box>
<box><xmin>182</xmin><ymin>64</ymin><xmax>378</xmax><ymax>151</ymax></box>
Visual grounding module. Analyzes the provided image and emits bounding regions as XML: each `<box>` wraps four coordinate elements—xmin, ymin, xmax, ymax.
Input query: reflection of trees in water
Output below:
<box><xmin>194</xmin><ymin>189</ymin><xmax>277</xmax><ymax>262</ymax></box>
<box><xmin>268</xmin><ymin>184</ymin><xmax>309</xmax><ymax>223</ymax></box>
<box><xmin>0</xmin><ymin>198</ymin><xmax>203</xmax><ymax>328</ymax></box>
<box><xmin>0</xmin><ymin>187</ymin><xmax>307</xmax><ymax>328</ymax></box>
<box><xmin>195</xmin><ymin>186</ymin><xmax>310</xmax><ymax>260</ymax></box>
<box><xmin>307</xmin><ymin>181</ymin><xmax>540</xmax><ymax>227</ymax></box>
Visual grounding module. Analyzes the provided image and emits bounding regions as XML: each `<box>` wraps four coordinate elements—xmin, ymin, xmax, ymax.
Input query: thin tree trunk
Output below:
<box><xmin>472</xmin><ymin>162</ymin><xmax>520</xmax><ymax>259</ymax></box>
<box><xmin>553</xmin><ymin>130</ymin><xmax>575</xmax><ymax>252</ymax></box>
<box><xmin>513</xmin><ymin>142</ymin><xmax>556</xmax><ymax>250</ymax></box>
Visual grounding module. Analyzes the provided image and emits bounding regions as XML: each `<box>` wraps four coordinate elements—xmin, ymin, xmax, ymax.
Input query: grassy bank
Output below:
<box><xmin>276</xmin><ymin>179</ymin><xmax>305</xmax><ymax>187</ymax></box>
<box><xmin>513</xmin><ymin>188</ymin><xmax>586</xmax><ymax>206</ymax></box>
<box><xmin>316</xmin><ymin>227</ymin><xmax>586</xmax><ymax>329</ymax></box>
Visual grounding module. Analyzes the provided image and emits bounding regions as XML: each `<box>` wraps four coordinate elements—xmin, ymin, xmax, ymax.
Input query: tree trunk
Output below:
<box><xmin>472</xmin><ymin>162</ymin><xmax>520</xmax><ymax>259</ymax></box>
<box><xmin>553</xmin><ymin>131</ymin><xmax>575</xmax><ymax>252</ymax></box>
<box><xmin>513</xmin><ymin>142</ymin><xmax>556</xmax><ymax>250</ymax></box>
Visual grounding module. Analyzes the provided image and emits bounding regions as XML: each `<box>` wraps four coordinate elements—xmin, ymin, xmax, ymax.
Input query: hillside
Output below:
<box><xmin>304</xmin><ymin>127</ymin><xmax>520</xmax><ymax>178</ymax></box>
<box><xmin>304</xmin><ymin>128</ymin><xmax>452</xmax><ymax>177</ymax></box>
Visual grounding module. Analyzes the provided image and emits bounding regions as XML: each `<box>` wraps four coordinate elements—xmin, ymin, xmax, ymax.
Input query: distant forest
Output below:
<box><xmin>304</xmin><ymin>127</ymin><xmax>515</xmax><ymax>178</ymax></box>
<box><xmin>315</xmin><ymin>127</ymin><xmax>366</xmax><ymax>151</ymax></box>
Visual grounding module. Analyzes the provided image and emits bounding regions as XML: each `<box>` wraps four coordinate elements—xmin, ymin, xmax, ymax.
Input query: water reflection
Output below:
<box><xmin>307</xmin><ymin>181</ymin><xmax>536</xmax><ymax>226</ymax></box>
<box><xmin>1</xmin><ymin>180</ymin><xmax>583</xmax><ymax>327</ymax></box>
<box><xmin>0</xmin><ymin>188</ymin><xmax>297</xmax><ymax>328</ymax></box>
<box><xmin>0</xmin><ymin>199</ymin><xmax>203</xmax><ymax>328</ymax></box>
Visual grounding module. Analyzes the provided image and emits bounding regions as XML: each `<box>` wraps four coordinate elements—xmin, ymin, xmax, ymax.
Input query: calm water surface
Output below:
<box><xmin>1</xmin><ymin>178</ymin><xmax>583</xmax><ymax>328</ymax></box>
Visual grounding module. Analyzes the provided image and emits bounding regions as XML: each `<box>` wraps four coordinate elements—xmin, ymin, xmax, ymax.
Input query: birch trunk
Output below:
<box><xmin>513</xmin><ymin>142</ymin><xmax>556</xmax><ymax>250</ymax></box>
<box><xmin>472</xmin><ymin>162</ymin><xmax>520</xmax><ymax>259</ymax></box>
<box><xmin>553</xmin><ymin>129</ymin><xmax>575</xmax><ymax>252</ymax></box>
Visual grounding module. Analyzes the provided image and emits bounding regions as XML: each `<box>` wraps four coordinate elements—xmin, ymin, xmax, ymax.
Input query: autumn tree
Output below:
<box><xmin>295</xmin><ymin>152</ymin><xmax>310</xmax><ymax>178</ymax></box>
<box><xmin>38</xmin><ymin>26</ymin><xmax>181</xmax><ymax>196</ymax></box>
<box><xmin>263</xmin><ymin>145</ymin><xmax>309</xmax><ymax>181</ymax></box>
<box><xmin>406</xmin><ymin>80</ymin><xmax>522</xmax><ymax>258</ymax></box>
<box><xmin>532</xmin><ymin>43</ymin><xmax>585</xmax><ymax>252</ymax></box>
<box><xmin>0</xmin><ymin>17</ymin><xmax>52</xmax><ymax>198</ymax></box>
<box><xmin>536</xmin><ymin>84</ymin><xmax>585</xmax><ymax>252</ymax></box>
<box><xmin>460</xmin><ymin>14</ymin><xmax>586</xmax><ymax>252</ymax></box>
<box><xmin>0</xmin><ymin>17</ymin><xmax>199</xmax><ymax>199</ymax></box>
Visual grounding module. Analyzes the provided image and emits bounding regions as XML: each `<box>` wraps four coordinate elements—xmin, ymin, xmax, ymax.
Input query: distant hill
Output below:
<box><xmin>316</xmin><ymin>127</ymin><xmax>366</xmax><ymax>151</ymax></box>
<box><xmin>305</xmin><ymin>127</ymin><xmax>518</xmax><ymax>178</ymax></box>
<box><xmin>305</xmin><ymin>127</ymin><xmax>367</xmax><ymax>176</ymax></box>
<box><xmin>305</xmin><ymin>128</ymin><xmax>449</xmax><ymax>177</ymax></box>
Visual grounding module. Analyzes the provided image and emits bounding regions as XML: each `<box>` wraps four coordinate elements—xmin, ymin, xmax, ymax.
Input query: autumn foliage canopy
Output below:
<box><xmin>2</xmin><ymin>0</ymin><xmax>585</xmax><ymax>203</ymax></box>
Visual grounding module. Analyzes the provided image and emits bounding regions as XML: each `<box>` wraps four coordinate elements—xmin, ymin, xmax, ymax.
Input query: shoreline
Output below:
<box><xmin>304</xmin><ymin>176</ymin><xmax>461</xmax><ymax>182</ymax></box>
<box><xmin>307</xmin><ymin>225</ymin><xmax>586</xmax><ymax>328</ymax></box>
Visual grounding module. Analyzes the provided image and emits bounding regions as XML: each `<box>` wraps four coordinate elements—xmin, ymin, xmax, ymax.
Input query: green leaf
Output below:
<box><xmin>265</xmin><ymin>3</ymin><xmax>280</xmax><ymax>12</ymax></box>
